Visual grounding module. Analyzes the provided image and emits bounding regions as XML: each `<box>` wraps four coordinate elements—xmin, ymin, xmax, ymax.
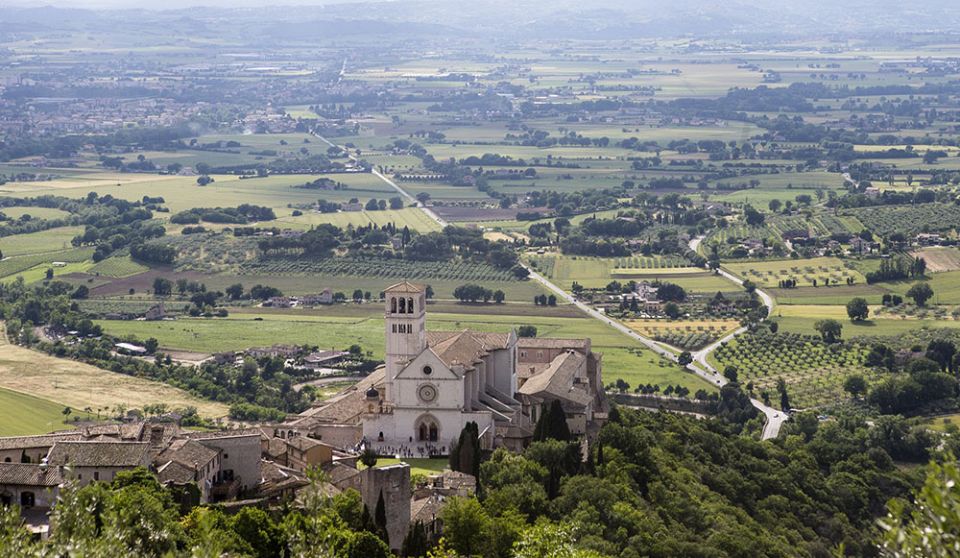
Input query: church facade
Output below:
<box><xmin>300</xmin><ymin>281</ymin><xmax>607</xmax><ymax>455</ymax></box>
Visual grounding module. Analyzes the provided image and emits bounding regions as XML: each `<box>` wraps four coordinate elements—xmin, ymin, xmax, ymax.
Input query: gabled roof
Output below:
<box><xmin>156</xmin><ymin>439</ymin><xmax>218</xmax><ymax>470</ymax></box>
<box><xmin>0</xmin><ymin>463</ymin><xmax>63</xmax><ymax>487</ymax></box>
<box><xmin>286</xmin><ymin>436</ymin><xmax>331</xmax><ymax>452</ymax></box>
<box><xmin>518</xmin><ymin>351</ymin><xmax>592</xmax><ymax>406</ymax></box>
<box><xmin>47</xmin><ymin>441</ymin><xmax>151</xmax><ymax>468</ymax></box>
<box><xmin>517</xmin><ymin>337</ymin><xmax>589</xmax><ymax>351</ymax></box>
<box><xmin>0</xmin><ymin>432</ymin><xmax>82</xmax><ymax>451</ymax></box>
<box><xmin>295</xmin><ymin>368</ymin><xmax>384</xmax><ymax>424</ymax></box>
<box><xmin>156</xmin><ymin>460</ymin><xmax>196</xmax><ymax>484</ymax></box>
<box><xmin>430</xmin><ymin>331</ymin><xmax>487</xmax><ymax>369</ymax></box>
<box><xmin>411</xmin><ymin>494</ymin><xmax>445</xmax><ymax>524</ymax></box>
<box><xmin>426</xmin><ymin>329</ymin><xmax>513</xmax><ymax>371</ymax></box>
<box><xmin>385</xmin><ymin>281</ymin><xmax>424</xmax><ymax>293</ymax></box>
<box><xmin>427</xmin><ymin>331</ymin><xmax>511</xmax><ymax>352</ymax></box>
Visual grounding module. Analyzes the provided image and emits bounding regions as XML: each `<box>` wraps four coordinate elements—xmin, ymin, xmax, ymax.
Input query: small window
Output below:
<box><xmin>422</xmin><ymin>365</ymin><xmax>433</xmax><ymax>375</ymax></box>
<box><xmin>94</xmin><ymin>471</ymin><xmax>99</xmax><ymax>481</ymax></box>
<box><xmin>224</xmin><ymin>453</ymin><xmax>229</xmax><ymax>459</ymax></box>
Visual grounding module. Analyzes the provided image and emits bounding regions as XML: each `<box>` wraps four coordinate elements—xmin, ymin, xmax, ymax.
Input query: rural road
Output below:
<box><xmin>688</xmin><ymin>236</ymin><xmax>784</xmax><ymax>439</ymax></box>
<box><xmin>316</xmin><ymin>133</ymin><xmax>783</xmax><ymax>439</ymax></box>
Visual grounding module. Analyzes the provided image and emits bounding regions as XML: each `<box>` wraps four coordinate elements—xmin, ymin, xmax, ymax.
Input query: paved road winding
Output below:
<box><xmin>687</xmin><ymin>236</ymin><xmax>784</xmax><ymax>439</ymax></box>
<box><xmin>315</xmin><ymin>133</ymin><xmax>784</xmax><ymax>439</ymax></box>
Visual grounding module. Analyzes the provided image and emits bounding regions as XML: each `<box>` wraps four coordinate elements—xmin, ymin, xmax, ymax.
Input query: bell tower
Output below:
<box><xmin>384</xmin><ymin>281</ymin><xmax>426</xmax><ymax>403</ymax></box>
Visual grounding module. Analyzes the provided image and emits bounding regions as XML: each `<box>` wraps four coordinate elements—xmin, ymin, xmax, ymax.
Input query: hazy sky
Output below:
<box><xmin>7</xmin><ymin>0</ymin><xmax>359</xmax><ymax>7</ymax></box>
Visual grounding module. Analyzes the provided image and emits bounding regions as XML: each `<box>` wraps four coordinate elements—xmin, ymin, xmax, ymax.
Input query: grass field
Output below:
<box><xmin>95</xmin><ymin>306</ymin><xmax>714</xmax><ymax>394</ymax></box>
<box><xmin>88</xmin><ymin>255</ymin><xmax>150</xmax><ymax>278</ymax></box>
<box><xmin>925</xmin><ymin>413</ymin><xmax>960</xmax><ymax>432</ymax></box>
<box><xmin>0</xmin><ymin>226</ymin><xmax>84</xmax><ymax>257</ymax></box>
<box><xmin>771</xmin><ymin>305</ymin><xmax>960</xmax><ymax>337</ymax></box>
<box><xmin>275</xmin><ymin>208</ymin><xmax>442</xmax><ymax>232</ymax></box>
<box><xmin>366</xmin><ymin>457</ymin><xmax>447</xmax><ymax>476</ymax></box>
<box><xmin>0</xmin><ymin>331</ymin><xmax>228</xmax><ymax>418</ymax></box>
<box><xmin>0</xmin><ymin>206</ymin><xmax>71</xmax><ymax>220</ymax></box>
<box><xmin>526</xmin><ymin>254</ymin><xmax>727</xmax><ymax>291</ymax></box>
<box><xmin>0</xmin><ymin>386</ymin><xmax>91</xmax><ymax>436</ymax></box>
<box><xmin>886</xmin><ymin>273</ymin><xmax>960</xmax><ymax>305</ymax></box>
<box><xmin>768</xmin><ymin>284</ymin><xmax>891</xmax><ymax>305</ymax></box>
<box><xmin>0</xmin><ymin>247</ymin><xmax>95</xmax><ymax>281</ymax></box>
<box><xmin>2</xmin><ymin>172</ymin><xmax>398</xmax><ymax>214</ymax></box>
<box><xmin>726</xmin><ymin>257</ymin><xmax>865</xmax><ymax>289</ymax></box>
<box><xmin>910</xmin><ymin>247</ymin><xmax>960</xmax><ymax>273</ymax></box>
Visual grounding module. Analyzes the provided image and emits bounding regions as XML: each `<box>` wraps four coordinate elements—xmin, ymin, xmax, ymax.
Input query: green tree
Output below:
<box><xmin>843</xmin><ymin>374</ymin><xmax>867</xmax><ymax>399</ymax></box>
<box><xmin>230</xmin><ymin>506</ymin><xmax>283</xmax><ymax>558</ymax></box>
<box><xmin>532</xmin><ymin>400</ymin><xmax>571</xmax><ymax>442</ymax></box>
<box><xmin>513</xmin><ymin>523</ymin><xmax>605</xmax><ymax>558</ymax></box>
<box><xmin>360</xmin><ymin>448</ymin><xmax>378</xmax><ymax>468</ymax></box>
<box><xmin>880</xmin><ymin>458</ymin><xmax>960</xmax><ymax>557</ymax></box>
<box><xmin>402</xmin><ymin>521</ymin><xmax>430</xmax><ymax>558</ymax></box>
<box><xmin>450</xmin><ymin>422</ymin><xmax>482</xmax><ymax>494</ymax></box>
<box><xmin>374</xmin><ymin>490</ymin><xmax>389</xmax><ymax>544</ymax></box>
<box><xmin>144</xmin><ymin>338</ymin><xmax>159</xmax><ymax>354</ymax></box>
<box><xmin>439</xmin><ymin>497</ymin><xmax>489</xmax><ymax>557</ymax></box>
<box><xmin>846</xmin><ymin>297</ymin><xmax>869</xmax><ymax>321</ymax></box>
<box><xmin>225</xmin><ymin>283</ymin><xmax>244</xmax><ymax>300</ymax></box>
<box><xmin>814</xmin><ymin>319</ymin><xmax>843</xmax><ymax>343</ymax></box>
<box><xmin>517</xmin><ymin>325</ymin><xmax>537</xmax><ymax>338</ymax></box>
<box><xmin>907</xmin><ymin>282</ymin><xmax>934</xmax><ymax>307</ymax></box>
<box><xmin>152</xmin><ymin>277</ymin><xmax>173</xmax><ymax>296</ymax></box>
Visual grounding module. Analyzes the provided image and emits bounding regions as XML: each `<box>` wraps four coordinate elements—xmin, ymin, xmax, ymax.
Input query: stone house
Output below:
<box><xmin>45</xmin><ymin>441</ymin><xmax>152</xmax><ymax>485</ymax></box>
<box><xmin>284</xmin><ymin>436</ymin><xmax>334</xmax><ymax>472</ymax></box>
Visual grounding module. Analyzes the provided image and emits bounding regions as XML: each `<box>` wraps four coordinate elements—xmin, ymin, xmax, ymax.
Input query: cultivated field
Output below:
<box><xmin>525</xmin><ymin>254</ymin><xmax>725</xmax><ymax>290</ymax></box>
<box><xmin>625</xmin><ymin>319</ymin><xmax>741</xmax><ymax>350</ymax></box>
<box><xmin>95</xmin><ymin>306</ymin><xmax>715</xmax><ymax>394</ymax></box>
<box><xmin>0</xmin><ymin>387</ymin><xmax>90</xmax><ymax>436</ymax></box>
<box><xmin>0</xmin><ymin>226</ymin><xmax>83</xmax><ymax>257</ymax></box>
<box><xmin>710</xmin><ymin>332</ymin><xmax>875</xmax><ymax>408</ymax></box>
<box><xmin>911</xmin><ymin>247</ymin><xmax>960</xmax><ymax>273</ymax></box>
<box><xmin>726</xmin><ymin>257</ymin><xmax>865</xmax><ymax>288</ymax></box>
<box><xmin>0</xmin><ymin>331</ymin><xmax>228</xmax><ymax>418</ymax></box>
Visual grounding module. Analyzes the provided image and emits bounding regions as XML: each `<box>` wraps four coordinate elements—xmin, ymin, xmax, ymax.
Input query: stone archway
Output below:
<box><xmin>414</xmin><ymin>414</ymin><xmax>440</xmax><ymax>442</ymax></box>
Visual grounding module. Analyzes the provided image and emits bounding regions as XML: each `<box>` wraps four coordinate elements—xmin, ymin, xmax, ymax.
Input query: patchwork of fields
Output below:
<box><xmin>95</xmin><ymin>306</ymin><xmax>715</xmax><ymax>394</ymax></box>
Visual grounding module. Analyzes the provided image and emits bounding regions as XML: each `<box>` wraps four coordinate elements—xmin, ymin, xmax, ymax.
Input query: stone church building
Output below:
<box><xmin>300</xmin><ymin>282</ymin><xmax>607</xmax><ymax>454</ymax></box>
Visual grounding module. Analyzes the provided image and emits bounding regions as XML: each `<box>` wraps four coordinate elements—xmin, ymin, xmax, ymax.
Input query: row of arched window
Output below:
<box><xmin>390</xmin><ymin>297</ymin><xmax>416</xmax><ymax>314</ymax></box>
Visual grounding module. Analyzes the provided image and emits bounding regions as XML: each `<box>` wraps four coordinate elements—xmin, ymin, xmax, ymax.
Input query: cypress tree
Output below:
<box><xmin>401</xmin><ymin>520</ymin><xmax>429</xmax><ymax>557</ymax></box>
<box><xmin>537</xmin><ymin>399</ymin><xmax>571</xmax><ymax>442</ymax></box>
<box><xmin>374</xmin><ymin>489</ymin><xmax>389</xmax><ymax>544</ymax></box>
<box><xmin>360</xmin><ymin>503</ymin><xmax>377</xmax><ymax>534</ymax></box>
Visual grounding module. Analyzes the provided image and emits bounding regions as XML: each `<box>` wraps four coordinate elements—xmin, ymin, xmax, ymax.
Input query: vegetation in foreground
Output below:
<box><xmin>1</xmin><ymin>405</ymin><xmax>955</xmax><ymax>557</ymax></box>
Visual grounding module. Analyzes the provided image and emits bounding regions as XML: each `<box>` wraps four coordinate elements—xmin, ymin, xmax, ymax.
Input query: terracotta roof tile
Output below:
<box><xmin>0</xmin><ymin>463</ymin><xmax>63</xmax><ymax>487</ymax></box>
<box><xmin>518</xmin><ymin>351</ymin><xmax>592</xmax><ymax>406</ymax></box>
<box><xmin>47</xmin><ymin>441</ymin><xmax>151</xmax><ymax>468</ymax></box>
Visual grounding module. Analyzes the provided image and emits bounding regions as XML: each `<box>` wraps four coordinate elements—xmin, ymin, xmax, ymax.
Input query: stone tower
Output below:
<box><xmin>384</xmin><ymin>281</ymin><xmax>426</xmax><ymax>402</ymax></box>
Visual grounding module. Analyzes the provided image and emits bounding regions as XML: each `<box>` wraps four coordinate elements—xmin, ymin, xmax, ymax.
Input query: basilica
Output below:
<box><xmin>295</xmin><ymin>282</ymin><xmax>607</xmax><ymax>454</ymax></box>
